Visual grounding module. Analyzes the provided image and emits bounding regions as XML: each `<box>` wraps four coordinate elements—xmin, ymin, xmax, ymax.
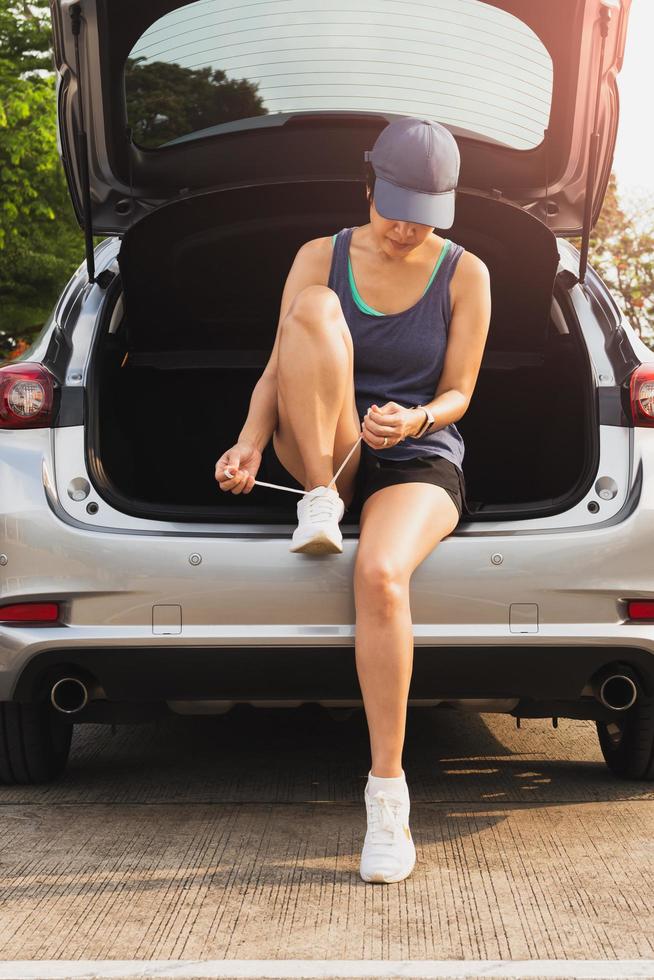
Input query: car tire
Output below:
<box><xmin>596</xmin><ymin>695</ymin><xmax>654</xmax><ymax>780</ymax></box>
<box><xmin>0</xmin><ymin>701</ymin><xmax>73</xmax><ymax>785</ymax></box>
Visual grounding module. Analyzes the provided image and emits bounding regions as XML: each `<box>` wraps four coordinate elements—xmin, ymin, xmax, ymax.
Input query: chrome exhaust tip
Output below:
<box><xmin>50</xmin><ymin>676</ymin><xmax>89</xmax><ymax>714</ymax></box>
<box><xmin>590</xmin><ymin>667</ymin><xmax>639</xmax><ymax>712</ymax></box>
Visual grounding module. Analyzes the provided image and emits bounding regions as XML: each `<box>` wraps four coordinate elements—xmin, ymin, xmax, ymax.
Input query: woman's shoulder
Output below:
<box><xmin>299</xmin><ymin>231</ymin><xmax>348</xmax><ymax>259</ymax></box>
<box><xmin>298</xmin><ymin>233</ymin><xmax>336</xmax><ymax>254</ymax></box>
<box><xmin>448</xmin><ymin>244</ymin><xmax>491</xmax><ymax>305</ymax></box>
<box><xmin>291</xmin><ymin>233</ymin><xmax>342</xmax><ymax>286</ymax></box>
<box><xmin>449</xmin><ymin>243</ymin><xmax>490</xmax><ymax>282</ymax></box>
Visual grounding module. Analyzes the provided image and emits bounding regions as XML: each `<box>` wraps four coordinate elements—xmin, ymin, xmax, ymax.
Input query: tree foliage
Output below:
<box><xmin>0</xmin><ymin>0</ymin><xmax>84</xmax><ymax>350</ymax></box>
<box><xmin>570</xmin><ymin>174</ymin><xmax>654</xmax><ymax>349</ymax></box>
<box><xmin>0</xmin><ymin>0</ymin><xmax>51</xmax><ymax>73</ymax></box>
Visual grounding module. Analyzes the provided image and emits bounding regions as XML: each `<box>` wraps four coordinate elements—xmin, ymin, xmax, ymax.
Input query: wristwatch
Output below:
<box><xmin>414</xmin><ymin>405</ymin><xmax>435</xmax><ymax>438</ymax></box>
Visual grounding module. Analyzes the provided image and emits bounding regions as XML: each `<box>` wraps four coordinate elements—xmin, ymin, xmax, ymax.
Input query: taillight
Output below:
<box><xmin>0</xmin><ymin>602</ymin><xmax>60</xmax><ymax>624</ymax></box>
<box><xmin>627</xmin><ymin>601</ymin><xmax>654</xmax><ymax>621</ymax></box>
<box><xmin>0</xmin><ymin>362</ymin><xmax>55</xmax><ymax>429</ymax></box>
<box><xmin>629</xmin><ymin>363</ymin><xmax>654</xmax><ymax>427</ymax></box>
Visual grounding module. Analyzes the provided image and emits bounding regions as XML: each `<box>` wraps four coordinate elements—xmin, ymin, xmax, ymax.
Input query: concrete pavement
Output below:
<box><xmin>0</xmin><ymin>705</ymin><xmax>652</xmax><ymax>971</ymax></box>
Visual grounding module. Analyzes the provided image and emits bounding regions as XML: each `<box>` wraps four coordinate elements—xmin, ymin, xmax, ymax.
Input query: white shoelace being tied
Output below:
<box><xmin>224</xmin><ymin>408</ymin><xmax>372</xmax><ymax>497</ymax></box>
<box><xmin>304</xmin><ymin>491</ymin><xmax>341</xmax><ymax>523</ymax></box>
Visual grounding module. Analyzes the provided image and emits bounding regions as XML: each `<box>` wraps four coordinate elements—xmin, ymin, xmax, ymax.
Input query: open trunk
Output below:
<box><xmin>87</xmin><ymin>181</ymin><xmax>595</xmax><ymax>524</ymax></box>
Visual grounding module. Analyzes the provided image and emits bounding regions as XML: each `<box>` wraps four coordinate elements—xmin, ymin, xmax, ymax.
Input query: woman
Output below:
<box><xmin>214</xmin><ymin>117</ymin><xmax>491</xmax><ymax>884</ymax></box>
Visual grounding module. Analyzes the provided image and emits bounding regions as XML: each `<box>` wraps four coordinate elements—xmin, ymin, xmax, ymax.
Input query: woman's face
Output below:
<box><xmin>368</xmin><ymin>194</ymin><xmax>435</xmax><ymax>256</ymax></box>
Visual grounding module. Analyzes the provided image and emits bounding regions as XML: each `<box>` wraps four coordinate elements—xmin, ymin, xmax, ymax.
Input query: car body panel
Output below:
<box><xmin>50</xmin><ymin>0</ymin><xmax>631</xmax><ymax>236</ymax></box>
<box><xmin>0</xmin><ymin>422</ymin><xmax>652</xmax><ymax>705</ymax></box>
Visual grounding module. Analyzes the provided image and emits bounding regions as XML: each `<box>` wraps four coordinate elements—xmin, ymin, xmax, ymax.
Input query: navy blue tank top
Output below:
<box><xmin>327</xmin><ymin>226</ymin><xmax>465</xmax><ymax>469</ymax></box>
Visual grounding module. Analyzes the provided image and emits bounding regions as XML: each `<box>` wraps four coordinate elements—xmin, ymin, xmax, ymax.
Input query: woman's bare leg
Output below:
<box><xmin>275</xmin><ymin>285</ymin><xmax>362</xmax><ymax>503</ymax></box>
<box><xmin>354</xmin><ymin>483</ymin><xmax>460</xmax><ymax>776</ymax></box>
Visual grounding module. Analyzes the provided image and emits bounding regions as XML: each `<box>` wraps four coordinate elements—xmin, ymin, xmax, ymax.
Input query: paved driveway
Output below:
<box><xmin>0</xmin><ymin>705</ymin><xmax>652</xmax><ymax>975</ymax></box>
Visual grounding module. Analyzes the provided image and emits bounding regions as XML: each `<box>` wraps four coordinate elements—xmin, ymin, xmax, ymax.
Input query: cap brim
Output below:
<box><xmin>373</xmin><ymin>176</ymin><xmax>455</xmax><ymax>229</ymax></box>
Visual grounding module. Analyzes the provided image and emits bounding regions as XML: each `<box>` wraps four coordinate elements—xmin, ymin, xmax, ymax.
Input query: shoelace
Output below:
<box><xmin>224</xmin><ymin>408</ymin><xmax>372</xmax><ymax>497</ymax></box>
<box><xmin>366</xmin><ymin>790</ymin><xmax>405</xmax><ymax>841</ymax></box>
<box><xmin>305</xmin><ymin>490</ymin><xmax>341</xmax><ymax>523</ymax></box>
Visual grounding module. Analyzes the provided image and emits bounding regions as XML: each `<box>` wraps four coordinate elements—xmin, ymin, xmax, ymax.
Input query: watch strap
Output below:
<box><xmin>415</xmin><ymin>406</ymin><xmax>430</xmax><ymax>437</ymax></box>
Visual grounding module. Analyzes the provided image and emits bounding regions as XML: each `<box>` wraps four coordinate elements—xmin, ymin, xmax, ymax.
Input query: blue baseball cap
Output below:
<box><xmin>364</xmin><ymin>117</ymin><xmax>460</xmax><ymax>229</ymax></box>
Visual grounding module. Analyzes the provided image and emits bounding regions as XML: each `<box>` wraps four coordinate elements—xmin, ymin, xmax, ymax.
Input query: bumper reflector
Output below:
<box><xmin>0</xmin><ymin>602</ymin><xmax>60</xmax><ymax>623</ymax></box>
<box><xmin>627</xmin><ymin>601</ymin><xmax>654</xmax><ymax>621</ymax></box>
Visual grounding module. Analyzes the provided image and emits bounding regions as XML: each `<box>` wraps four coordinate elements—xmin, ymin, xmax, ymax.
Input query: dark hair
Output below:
<box><xmin>364</xmin><ymin>160</ymin><xmax>376</xmax><ymax>203</ymax></box>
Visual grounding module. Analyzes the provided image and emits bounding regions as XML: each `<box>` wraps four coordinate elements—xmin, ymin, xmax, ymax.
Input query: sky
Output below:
<box><xmin>612</xmin><ymin>1</ymin><xmax>654</xmax><ymax>200</ymax></box>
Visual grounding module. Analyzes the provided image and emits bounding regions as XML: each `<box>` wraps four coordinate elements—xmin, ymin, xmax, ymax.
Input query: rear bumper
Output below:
<box><xmin>7</xmin><ymin>632</ymin><xmax>654</xmax><ymax>707</ymax></box>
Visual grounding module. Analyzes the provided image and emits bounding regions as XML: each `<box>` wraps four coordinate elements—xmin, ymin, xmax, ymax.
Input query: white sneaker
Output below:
<box><xmin>359</xmin><ymin>781</ymin><xmax>416</xmax><ymax>883</ymax></box>
<box><xmin>289</xmin><ymin>484</ymin><xmax>345</xmax><ymax>554</ymax></box>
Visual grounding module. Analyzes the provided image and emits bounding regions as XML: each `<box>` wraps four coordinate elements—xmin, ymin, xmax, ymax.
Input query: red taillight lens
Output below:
<box><xmin>629</xmin><ymin>363</ymin><xmax>654</xmax><ymax>427</ymax></box>
<box><xmin>0</xmin><ymin>362</ymin><xmax>55</xmax><ymax>429</ymax></box>
<box><xmin>627</xmin><ymin>601</ymin><xmax>654</xmax><ymax>621</ymax></box>
<box><xmin>0</xmin><ymin>602</ymin><xmax>60</xmax><ymax>624</ymax></box>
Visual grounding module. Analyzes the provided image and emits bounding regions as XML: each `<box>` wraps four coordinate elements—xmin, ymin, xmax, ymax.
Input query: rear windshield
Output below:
<box><xmin>125</xmin><ymin>0</ymin><xmax>553</xmax><ymax>151</ymax></box>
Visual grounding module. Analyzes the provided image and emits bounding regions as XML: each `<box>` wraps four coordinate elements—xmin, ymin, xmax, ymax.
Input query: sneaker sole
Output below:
<box><xmin>359</xmin><ymin>854</ymin><xmax>416</xmax><ymax>884</ymax></box>
<box><xmin>289</xmin><ymin>530</ymin><xmax>343</xmax><ymax>554</ymax></box>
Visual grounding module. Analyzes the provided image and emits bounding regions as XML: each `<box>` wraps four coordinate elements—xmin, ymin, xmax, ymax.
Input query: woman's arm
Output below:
<box><xmin>237</xmin><ymin>373</ymin><xmax>280</xmax><ymax>452</ymax></box>
<box><xmin>410</xmin><ymin>251</ymin><xmax>492</xmax><ymax>437</ymax></box>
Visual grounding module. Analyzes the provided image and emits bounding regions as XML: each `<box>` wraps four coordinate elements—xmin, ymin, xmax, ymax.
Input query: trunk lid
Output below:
<box><xmin>50</xmin><ymin>0</ymin><xmax>630</xmax><ymax>237</ymax></box>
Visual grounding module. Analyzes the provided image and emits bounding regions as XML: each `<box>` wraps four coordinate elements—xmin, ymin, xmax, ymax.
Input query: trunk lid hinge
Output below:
<box><xmin>70</xmin><ymin>2</ymin><xmax>96</xmax><ymax>285</ymax></box>
<box><xmin>579</xmin><ymin>2</ymin><xmax>616</xmax><ymax>285</ymax></box>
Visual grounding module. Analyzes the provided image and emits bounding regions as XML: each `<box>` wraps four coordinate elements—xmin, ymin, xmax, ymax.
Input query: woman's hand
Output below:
<box><xmin>362</xmin><ymin>402</ymin><xmax>421</xmax><ymax>450</ymax></box>
<box><xmin>215</xmin><ymin>441</ymin><xmax>262</xmax><ymax>494</ymax></box>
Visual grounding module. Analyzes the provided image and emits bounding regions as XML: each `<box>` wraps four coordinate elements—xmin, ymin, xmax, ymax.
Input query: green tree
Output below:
<box><xmin>570</xmin><ymin>173</ymin><xmax>654</xmax><ymax>351</ymax></box>
<box><xmin>0</xmin><ymin>0</ymin><xmax>84</xmax><ymax>356</ymax></box>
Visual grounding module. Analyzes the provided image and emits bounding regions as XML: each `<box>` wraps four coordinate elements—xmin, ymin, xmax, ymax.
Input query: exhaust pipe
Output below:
<box><xmin>50</xmin><ymin>674</ymin><xmax>105</xmax><ymax>714</ymax></box>
<box><xmin>589</xmin><ymin>666</ymin><xmax>639</xmax><ymax>712</ymax></box>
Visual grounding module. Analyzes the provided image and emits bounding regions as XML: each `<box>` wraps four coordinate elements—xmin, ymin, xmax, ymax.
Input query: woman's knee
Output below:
<box><xmin>283</xmin><ymin>285</ymin><xmax>345</xmax><ymax>332</ymax></box>
<box><xmin>354</xmin><ymin>556</ymin><xmax>409</xmax><ymax>609</ymax></box>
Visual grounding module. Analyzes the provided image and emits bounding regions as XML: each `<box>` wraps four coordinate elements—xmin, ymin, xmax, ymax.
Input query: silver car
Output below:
<box><xmin>2</xmin><ymin>0</ymin><xmax>654</xmax><ymax>785</ymax></box>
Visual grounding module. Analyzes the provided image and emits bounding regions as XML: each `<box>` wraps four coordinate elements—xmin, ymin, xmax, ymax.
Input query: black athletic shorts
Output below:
<box><xmin>261</xmin><ymin>437</ymin><xmax>469</xmax><ymax>520</ymax></box>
